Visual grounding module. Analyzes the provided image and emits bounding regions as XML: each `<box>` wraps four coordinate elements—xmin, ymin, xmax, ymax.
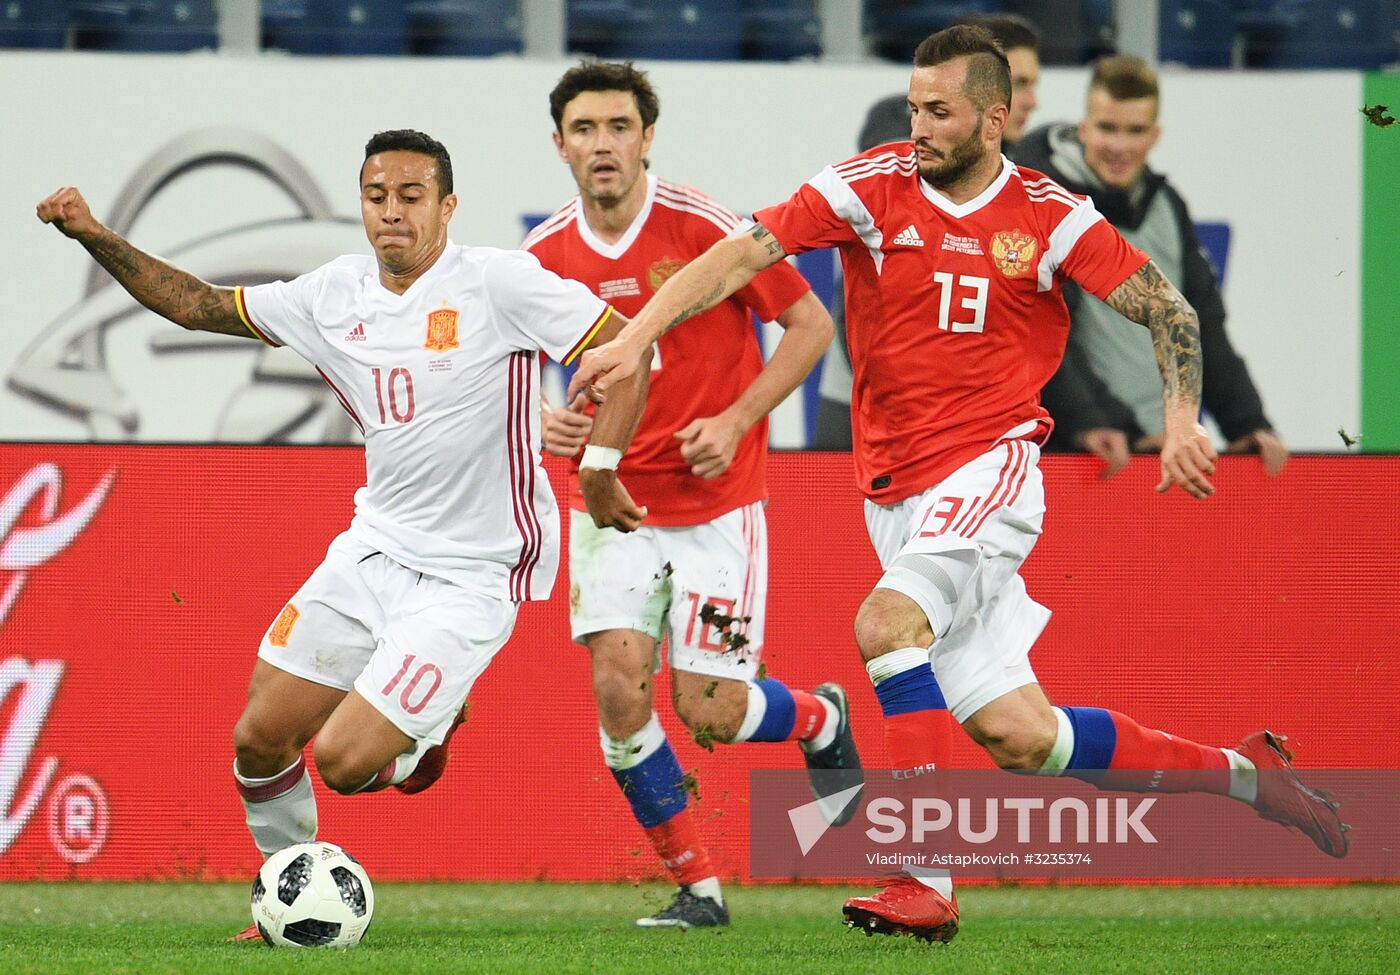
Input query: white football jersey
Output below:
<box><xmin>236</xmin><ymin>243</ymin><xmax>611</xmax><ymax>601</ymax></box>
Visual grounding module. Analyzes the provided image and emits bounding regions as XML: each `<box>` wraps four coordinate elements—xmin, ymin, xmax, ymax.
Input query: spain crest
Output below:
<box><xmin>425</xmin><ymin>306</ymin><xmax>460</xmax><ymax>352</ymax></box>
<box><xmin>990</xmin><ymin>230</ymin><xmax>1038</xmax><ymax>278</ymax></box>
<box><xmin>647</xmin><ymin>258</ymin><xmax>686</xmax><ymax>291</ymax></box>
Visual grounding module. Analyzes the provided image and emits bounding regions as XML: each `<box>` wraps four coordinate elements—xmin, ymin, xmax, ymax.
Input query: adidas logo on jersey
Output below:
<box><xmin>890</xmin><ymin>224</ymin><xmax>924</xmax><ymax>247</ymax></box>
<box><xmin>344</xmin><ymin>323</ymin><xmax>367</xmax><ymax>341</ymax></box>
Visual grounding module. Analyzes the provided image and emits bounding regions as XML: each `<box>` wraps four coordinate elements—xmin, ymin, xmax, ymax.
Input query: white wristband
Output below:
<box><xmin>580</xmin><ymin>444</ymin><xmax>622</xmax><ymax>471</ymax></box>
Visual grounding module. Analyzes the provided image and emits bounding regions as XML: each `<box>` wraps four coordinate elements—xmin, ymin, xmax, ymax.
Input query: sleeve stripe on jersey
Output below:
<box><xmin>234</xmin><ymin>286</ymin><xmax>279</xmax><ymax>346</ymax></box>
<box><xmin>561</xmin><ymin>304</ymin><xmax>614</xmax><ymax>365</ymax></box>
<box><xmin>834</xmin><ymin>149</ymin><xmax>917</xmax><ymax>182</ymax></box>
<box><xmin>1025</xmin><ymin>186</ymin><xmax>1083</xmax><ymax>210</ymax></box>
<box><xmin>1036</xmin><ymin>200</ymin><xmax>1105</xmax><ymax>292</ymax></box>
<box><xmin>522</xmin><ymin>203</ymin><xmax>577</xmax><ymax>249</ymax></box>
<box><xmin>808</xmin><ymin>166</ymin><xmax>887</xmax><ymax>272</ymax></box>
<box><xmin>1022</xmin><ymin>174</ymin><xmax>1074</xmax><ymax>193</ymax></box>
<box><xmin>655</xmin><ymin>183</ymin><xmax>742</xmax><ymax>231</ymax></box>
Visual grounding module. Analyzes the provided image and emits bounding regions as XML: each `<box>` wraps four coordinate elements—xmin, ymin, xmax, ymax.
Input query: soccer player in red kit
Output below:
<box><xmin>526</xmin><ymin>61</ymin><xmax>863</xmax><ymax>929</ymax></box>
<box><xmin>569</xmin><ymin>28</ymin><xmax>1347</xmax><ymax>942</ymax></box>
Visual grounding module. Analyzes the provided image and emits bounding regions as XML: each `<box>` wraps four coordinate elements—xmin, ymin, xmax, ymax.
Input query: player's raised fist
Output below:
<box><xmin>36</xmin><ymin>186</ymin><xmax>101</xmax><ymax>240</ymax></box>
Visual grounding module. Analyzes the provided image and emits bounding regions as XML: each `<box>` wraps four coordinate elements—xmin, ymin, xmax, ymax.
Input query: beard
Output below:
<box><xmin>917</xmin><ymin>125</ymin><xmax>987</xmax><ymax>190</ymax></box>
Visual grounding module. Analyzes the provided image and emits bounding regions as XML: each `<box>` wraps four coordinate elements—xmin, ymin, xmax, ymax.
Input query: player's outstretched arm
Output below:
<box><xmin>570</xmin><ymin>224</ymin><xmax>789</xmax><ymax>401</ymax></box>
<box><xmin>675</xmin><ymin>290</ymin><xmax>833</xmax><ymax>480</ymax></box>
<box><xmin>577</xmin><ymin>310</ymin><xmax>654</xmax><ymax>532</ymax></box>
<box><xmin>1103</xmin><ymin>260</ymin><xmax>1217</xmax><ymax>499</ymax></box>
<box><xmin>36</xmin><ymin>186</ymin><xmax>248</xmax><ymax>336</ymax></box>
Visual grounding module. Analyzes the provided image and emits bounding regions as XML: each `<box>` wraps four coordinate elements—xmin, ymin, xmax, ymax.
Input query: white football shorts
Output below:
<box><xmin>864</xmin><ymin>438</ymin><xmax>1050</xmax><ymax>723</ymax></box>
<box><xmin>569</xmin><ymin>502</ymin><xmax>767</xmax><ymax>681</ymax></box>
<box><xmin>257</xmin><ymin>531</ymin><xmax>517</xmax><ymax>744</ymax></box>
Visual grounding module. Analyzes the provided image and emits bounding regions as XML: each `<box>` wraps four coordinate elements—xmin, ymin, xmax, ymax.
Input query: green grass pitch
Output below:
<box><xmin>1</xmin><ymin>882</ymin><xmax>1396</xmax><ymax>974</ymax></box>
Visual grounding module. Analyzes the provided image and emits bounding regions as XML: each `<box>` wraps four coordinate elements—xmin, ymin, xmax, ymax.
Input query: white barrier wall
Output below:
<box><xmin>1</xmin><ymin>53</ymin><xmax>1359</xmax><ymax>448</ymax></box>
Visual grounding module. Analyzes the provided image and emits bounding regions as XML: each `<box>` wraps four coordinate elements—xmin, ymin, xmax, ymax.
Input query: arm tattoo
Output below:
<box><xmin>749</xmin><ymin>223</ymin><xmax>787</xmax><ymax>258</ymax></box>
<box><xmin>663</xmin><ymin>282</ymin><xmax>726</xmax><ymax>335</ymax></box>
<box><xmin>654</xmin><ymin>224</ymin><xmax>784</xmax><ymax>337</ymax></box>
<box><xmin>1104</xmin><ymin>260</ymin><xmax>1203</xmax><ymax>407</ymax></box>
<box><xmin>82</xmin><ymin>230</ymin><xmax>246</xmax><ymax>336</ymax></box>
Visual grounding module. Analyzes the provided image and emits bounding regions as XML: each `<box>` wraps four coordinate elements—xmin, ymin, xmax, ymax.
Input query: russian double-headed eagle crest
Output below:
<box><xmin>990</xmin><ymin>230</ymin><xmax>1037</xmax><ymax>278</ymax></box>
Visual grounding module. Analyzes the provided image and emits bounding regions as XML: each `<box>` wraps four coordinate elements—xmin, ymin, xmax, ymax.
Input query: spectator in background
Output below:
<box><xmin>812</xmin><ymin>14</ymin><xmax>1041</xmax><ymax>449</ymax></box>
<box><xmin>1014</xmin><ymin>56</ymin><xmax>1287</xmax><ymax>476</ymax></box>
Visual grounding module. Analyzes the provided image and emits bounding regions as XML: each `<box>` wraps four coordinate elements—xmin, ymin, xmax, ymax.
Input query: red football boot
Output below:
<box><xmin>229</xmin><ymin>923</ymin><xmax>264</xmax><ymax>943</ymax></box>
<box><xmin>1236</xmin><ymin>731</ymin><xmax>1349</xmax><ymax>858</ymax></box>
<box><xmin>843</xmin><ymin>875</ymin><xmax>959</xmax><ymax>943</ymax></box>
<box><xmin>394</xmin><ymin>704</ymin><xmax>468</xmax><ymax>795</ymax></box>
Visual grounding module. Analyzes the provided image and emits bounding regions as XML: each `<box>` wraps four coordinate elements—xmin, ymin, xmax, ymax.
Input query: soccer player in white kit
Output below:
<box><xmin>568</xmin><ymin>28</ymin><xmax>1348</xmax><ymax>944</ymax></box>
<box><xmin>37</xmin><ymin>129</ymin><xmax>651</xmax><ymax>939</ymax></box>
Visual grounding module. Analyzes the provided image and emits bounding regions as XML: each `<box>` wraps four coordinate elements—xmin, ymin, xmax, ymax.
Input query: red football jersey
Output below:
<box><xmin>526</xmin><ymin>175</ymin><xmax>812</xmax><ymax>525</ymax></box>
<box><xmin>755</xmin><ymin>146</ymin><xmax>1149</xmax><ymax>504</ymax></box>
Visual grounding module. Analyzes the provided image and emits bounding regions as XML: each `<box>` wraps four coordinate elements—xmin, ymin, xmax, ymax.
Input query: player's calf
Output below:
<box><xmin>960</xmin><ymin>687</ymin><xmax>1058</xmax><ymax>771</ymax></box>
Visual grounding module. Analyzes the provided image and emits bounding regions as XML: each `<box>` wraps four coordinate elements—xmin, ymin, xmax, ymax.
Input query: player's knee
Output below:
<box><xmin>232</xmin><ymin>711</ymin><xmax>299</xmax><ymax>777</ymax></box>
<box><xmin>854</xmin><ymin>588</ymin><xmax>935</xmax><ymax>662</ymax></box>
<box><xmin>871</xmin><ymin>548</ymin><xmax>980</xmax><ymax>649</ymax></box>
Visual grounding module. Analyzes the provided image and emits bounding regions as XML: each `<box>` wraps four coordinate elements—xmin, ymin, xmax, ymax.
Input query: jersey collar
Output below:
<box><xmin>916</xmin><ymin>155</ymin><xmax>1014</xmax><ymax>219</ymax></box>
<box><xmin>573</xmin><ymin>173</ymin><xmax>657</xmax><ymax>260</ymax></box>
<box><xmin>373</xmin><ymin>238</ymin><xmax>455</xmax><ymax>299</ymax></box>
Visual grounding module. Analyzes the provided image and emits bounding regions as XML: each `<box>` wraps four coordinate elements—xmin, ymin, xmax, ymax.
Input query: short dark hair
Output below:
<box><xmin>1090</xmin><ymin>55</ymin><xmax>1160</xmax><ymax>103</ymax></box>
<box><xmin>913</xmin><ymin>25</ymin><xmax>1012</xmax><ymax>114</ymax></box>
<box><xmin>549</xmin><ymin>60</ymin><xmax>660</xmax><ymax>131</ymax></box>
<box><xmin>362</xmin><ymin>129</ymin><xmax>453</xmax><ymax>197</ymax></box>
<box><xmin>956</xmin><ymin>13</ymin><xmax>1040</xmax><ymax>54</ymax></box>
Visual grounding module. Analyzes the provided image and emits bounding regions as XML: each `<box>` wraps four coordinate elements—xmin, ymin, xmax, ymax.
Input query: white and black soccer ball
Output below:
<box><xmin>250</xmin><ymin>841</ymin><xmax>374</xmax><ymax>948</ymax></box>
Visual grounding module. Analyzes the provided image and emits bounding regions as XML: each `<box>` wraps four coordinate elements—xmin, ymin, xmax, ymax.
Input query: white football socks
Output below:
<box><xmin>234</xmin><ymin>757</ymin><xmax>316</xmax><ymax>856</ymax></box>
<box><xmin>689</xmin><ymin>876</ymin><xmax>724</xmax><ymax>906</ymax></box>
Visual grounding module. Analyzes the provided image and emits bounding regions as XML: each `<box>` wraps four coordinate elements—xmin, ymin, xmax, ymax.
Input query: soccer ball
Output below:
<box><xmin>250</xmin><ymin>842</ymin><xmax>374</xmax><ymax>947</ymax></box>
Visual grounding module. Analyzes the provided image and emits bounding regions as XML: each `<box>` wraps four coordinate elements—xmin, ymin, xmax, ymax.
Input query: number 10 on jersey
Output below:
<box><xmin>372</xmin><ymin>367</ymin><xmax>417</xmax><ymax>424</ymax></box>
<box><xmin>933</xmin><ymin>272</ymin><xmax>988</xmax><ymax>333</ymax></box>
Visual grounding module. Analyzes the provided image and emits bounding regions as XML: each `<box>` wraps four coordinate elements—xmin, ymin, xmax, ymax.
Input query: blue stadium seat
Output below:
<box><xmin>1224</xmin><ymin>0</ymin><xmax>1297</xmax><ymax>67</ymax></box>
<box><xmin>565</xmin><ymin>0</ymin><xmax>750</xmax><ymax>61</ymax></box>
<box><xmin>263</xmin><ymin>1</ymin><xmax>407</xmax><ymax>56</ymax></box>
<box><xmin>1158</xmin><ymin>0</ymin><xmax>1236</xmax><ymax>67</ymax></box>
<box><xmin>73</xmin><ymin>1</ymin><xmax>218</xmax><ymax>52</ymax></box>
<box><xmin>0</xmin><ymin>0</ymin><xmax>68</xmax><ymax>49</ymax></box>
<box><xmin>1005</xmin><ymin>0</ymin><xmax>1115</xmax><ymax>63</ymax></box>
<box><xmin>740</xmin><ymin>0</ymin><xmax>821</xmax><ymax>61</ymax></box>
<box><xmin>864</xmin><ymin>0</ymin><xmax>998</xmax><ymax>64</ymax></box>
<box><xmin>407</xmin><ymin>0</ymin><xmax>522</xmax><ymax>56</ymax></box>
<box><xmin>569</xmin><ymin>0</ymin><xmax>743</xmax><ymax>61</ymax></box>
<box><xmin>1267</xmin><ymin>0</ymin><xmax>1396</xmax><ymax>68</ymax></box>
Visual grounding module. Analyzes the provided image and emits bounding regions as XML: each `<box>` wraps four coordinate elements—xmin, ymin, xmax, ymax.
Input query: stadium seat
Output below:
<box><xmin>263</xmin><ymin>0</ymin><xmax>407</xmax><ymax>56</ymax></box>
<box><xmin>740</xmin><ymin>0</ymin><xmax>821</xmax><ymax>61</ymax></box>
<box><xmin>1266</xmin><ymin>0</ymin><xmax>1397</xmax><ymax>68</ymax></box>
<box><xmin>1224</xmin><ymin>0</ymin><xmax>1298</xmax><ymax>67</ymax></box>
<box><xmin>407</xmin><ymin>0</ymin><xmax>522</xmax><ymax>56</ymax></box>
<box><xmin>72</xmin><ymin>1</ymin><xmax>218</xmax><ymax>52</ymax></box>
<box><xmin>0</xmin><ymin>0</ymin><xmax>68</xmax><ymax>49</ymax></box>
<box><xmin>1158</xmin><ymin>0</ymin><xmax>1236</xmax><ymax>67</ymax></box>
<box><xmin>568</xmin><ymin>0</ymin><xmax>743</xmax><ymax>61</ymax></box>
<box><xmin>1004</xmin><ymin>0</ymin><xmax>1116</xmax><ymax>64</ymax></box>
<box><xmin>864</xmin><ymin>0</ymin><xmax>998</xmax><ymax>64</ymax></box>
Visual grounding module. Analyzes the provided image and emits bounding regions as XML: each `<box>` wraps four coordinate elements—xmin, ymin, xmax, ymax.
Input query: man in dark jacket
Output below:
<box><xmin>1013</xmin><ymin>55</ymin><xmax>1286</xmax><ymax>476</ymax></box>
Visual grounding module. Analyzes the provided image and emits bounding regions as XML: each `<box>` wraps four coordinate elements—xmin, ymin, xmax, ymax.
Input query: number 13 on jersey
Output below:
<box><xmin>933</xmin><ymin>273</ymin><xmax>989</xmax><ymax>333</ymax></box>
